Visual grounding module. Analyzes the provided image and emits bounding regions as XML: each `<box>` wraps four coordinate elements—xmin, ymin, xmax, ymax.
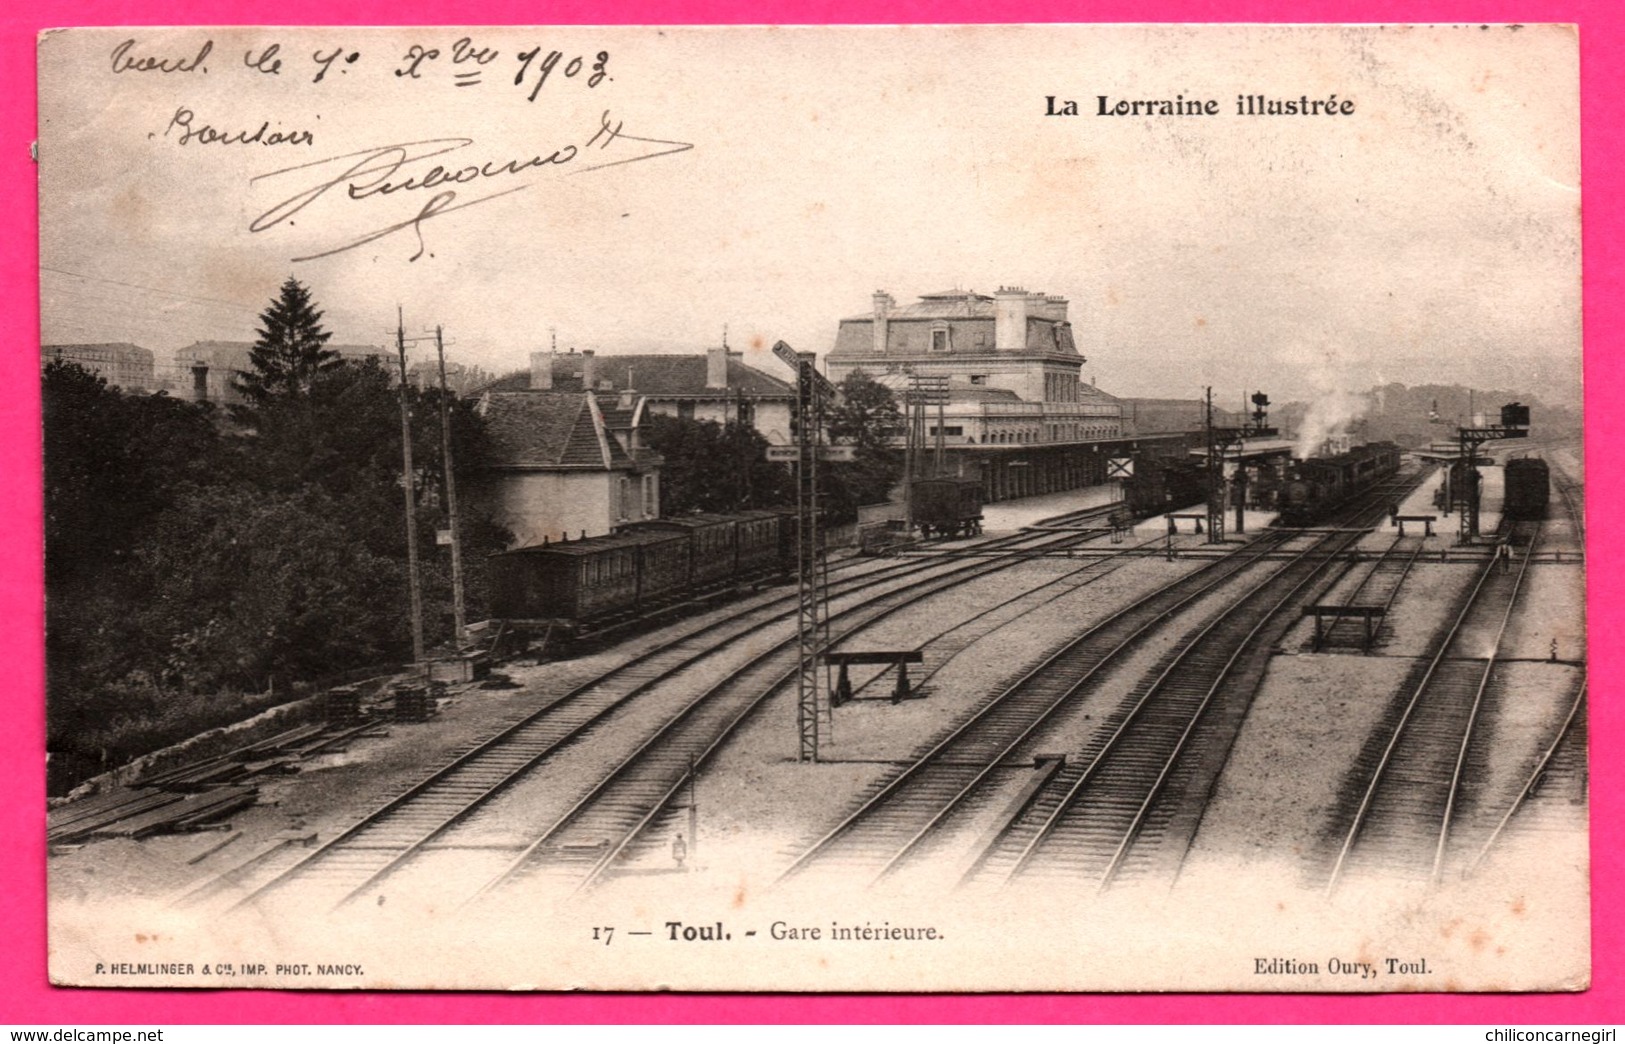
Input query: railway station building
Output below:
<box><xmin>826</xmin><ymin>287</ymin><xmax>1185</xmax><ymax>502</ymax></box>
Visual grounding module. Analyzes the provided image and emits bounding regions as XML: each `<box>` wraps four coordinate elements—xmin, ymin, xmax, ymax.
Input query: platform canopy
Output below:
<box><xmin>1188</xmin><ymin>437</ymin><xmax>1299</xmax><ymax>463</ymax></box>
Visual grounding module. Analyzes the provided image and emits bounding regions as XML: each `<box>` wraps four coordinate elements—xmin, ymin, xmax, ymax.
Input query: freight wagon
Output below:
<box><xmin>1503</xmin><ymin>457</ymin><xmax>1551</xmax><ymax>521</ymax></box>
<box><xmin>1123</xmin><ymin>458</ymin><xmax>1210</xmax><ymax>518</ymax></box>
<box><xmin>911</xmin><ymin>477</ymin><xmax>984</xmax><ymax>539</ymax></box>
<box><xmin>488</xmin><ymin>511</ymin><xmax>792</xmax><ymax>637</ymax></box>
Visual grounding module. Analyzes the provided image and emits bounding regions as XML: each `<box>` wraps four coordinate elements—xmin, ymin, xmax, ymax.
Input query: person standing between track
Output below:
<box><xmin>672</xmin><ymin>832</ymin><xmax>688</xmax><ymax>870</ymax></box>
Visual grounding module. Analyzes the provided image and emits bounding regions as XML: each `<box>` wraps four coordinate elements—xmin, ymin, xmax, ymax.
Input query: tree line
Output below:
<box><xmin>45</xmin><ymin>280</ymin><xmax>910</xmax><ymax>793</ymax></box>
<box><xmin>641</xmin><ymin>368</ymin><xmax>905</xmax><ymax>523</ymax></box>
<box><xmin>44</xmin><ymin>278</ymin><xmax>503</xmax><ymax>793</ymax></box>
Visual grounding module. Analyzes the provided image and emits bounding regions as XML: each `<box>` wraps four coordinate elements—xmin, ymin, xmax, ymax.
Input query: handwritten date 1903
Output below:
<box><xmin>514</xmin><ymin>48</ymin><xmax>610</xmax><ymax>102</ymax></box>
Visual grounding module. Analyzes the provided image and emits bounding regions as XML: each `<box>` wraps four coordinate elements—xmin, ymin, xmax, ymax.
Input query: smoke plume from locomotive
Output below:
<box><xmin>1293</xmin><ymin>387</ymin><xmax>1368</xmax><ymax>459</ymax></box>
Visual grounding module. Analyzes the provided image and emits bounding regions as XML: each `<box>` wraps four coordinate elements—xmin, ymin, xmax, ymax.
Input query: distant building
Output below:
<box><xmin>1122</xmin><ymin>398</ymin><xmax>1245</xmax><ymax>436</ymax></box>
<box><xmin>479</xmin><ymin>347</ymin><xmax>797</xmax><ymax>444</ymax></box>
<box><xmin>827</xmin><ymin>287</ymin><xmax>1125</xmax><ymax>441</ymax></box>
<box><xmin>407</xmin><ymin>359</ymin><xmax>495</xmax><ymax>397</ymax></box>
<box><xmin>42</xmin><ymin>342</ymin><xmax>155</xmax><ymax>393</ymax></box>
<box><xmin>466</xmin><ymin>382</ymin><xmax>662</xmax><ymax>548</ymax></box>
<box><xmin>825</xmin><ymin>287</ymin><xmax>1137</xmax><ymax>501</ymax></box>
<box><xmin>173</xmin><ymin>340</ymin><xmax>392</xmax><ymax>404</ymax></box>
<box><xmin>829</xmin><ymin>288</ymin><xmax>1088</xmax><ymax>397</ymax></box>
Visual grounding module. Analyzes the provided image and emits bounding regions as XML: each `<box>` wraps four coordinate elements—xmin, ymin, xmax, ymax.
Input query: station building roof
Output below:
<box><xmin>1189</xmin><ymin>437</ymin><xmax>1299</xmax><ymax>461</ymax></box>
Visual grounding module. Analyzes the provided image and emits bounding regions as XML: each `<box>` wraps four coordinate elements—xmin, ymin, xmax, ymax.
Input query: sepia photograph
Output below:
<box><xmin>39</xmin><ymin>23</ymin><xmax>1585</xmax><ymax>992</ymax></box>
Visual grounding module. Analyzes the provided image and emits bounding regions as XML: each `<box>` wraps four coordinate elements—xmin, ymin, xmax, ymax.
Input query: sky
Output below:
<box><xmin>37</xmin><ymin>24</ymin><xmax>1581</xmax><ymax>404</ymax></box>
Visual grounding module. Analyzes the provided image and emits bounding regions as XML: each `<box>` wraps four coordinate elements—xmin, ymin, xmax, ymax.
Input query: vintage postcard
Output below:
<box><xmin>40</xmin><ymin>24</ymin><xmax>1584</xmax><ymax>991</ymax></box>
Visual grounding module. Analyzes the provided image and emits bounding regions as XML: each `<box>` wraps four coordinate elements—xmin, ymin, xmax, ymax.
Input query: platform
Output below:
<box><xmin>980</xmin><ymin>484</ymin><xmax>1126</xmax><ymax>531</ymax></box>
<box><xmin>1395</xmin><ymin>464</ymin><xmax>1504</xmax><ymax>537</ymax></box>
<box><xmin>1129</xmin><ymin>501</ymin><xmax>1279</xmax><ymax>537</ymax></box>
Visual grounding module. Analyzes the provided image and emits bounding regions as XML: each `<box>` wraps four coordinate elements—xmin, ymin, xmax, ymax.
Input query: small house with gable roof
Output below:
<box><xmin>467</xmin><ymin>386</ymin><xmax>661</xmax><ymax>548</ymax></box>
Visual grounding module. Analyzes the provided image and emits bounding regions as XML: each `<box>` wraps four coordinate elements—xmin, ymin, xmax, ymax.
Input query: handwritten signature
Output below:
<box><xmin>249</xmin><ymin>110</ymin><xmax>693</xmax><ymax>262</ymax></box>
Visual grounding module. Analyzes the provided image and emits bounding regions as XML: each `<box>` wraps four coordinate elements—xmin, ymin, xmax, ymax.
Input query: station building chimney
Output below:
<box><xmin>995</xmin><ymin>287</ymin><xmax>1030</xmax><ymax>352</ymax></box>
<box><xmin>872</xmin><ymin>291</ymin><xmax>895</xmax><ymax>354</ymax></box>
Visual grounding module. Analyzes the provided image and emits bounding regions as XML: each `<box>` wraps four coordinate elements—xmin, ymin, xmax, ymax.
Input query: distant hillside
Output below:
<box><xmin>1273</xmin><ymin>383</ymin><xmax>1582</xmax><ymax>450</ymax></box>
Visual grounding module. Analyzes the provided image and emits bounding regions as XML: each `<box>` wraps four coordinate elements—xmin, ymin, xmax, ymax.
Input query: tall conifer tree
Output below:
<box><xmin>234</xmin><ymin>277</ymin><xmax>340</xmax><ymax>410</ymax></box>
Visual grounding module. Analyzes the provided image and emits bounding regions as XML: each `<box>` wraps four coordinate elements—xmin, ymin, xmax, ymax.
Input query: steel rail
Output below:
<box><xmin>1313</xmin><ymin>535</ymin><xmax>1396</xmax><ymax>647</ymax></box>
<box><xmin>1002</xmin><ymin>502</ymin><xmax>1394</xmax><ymax>890</ymax></box>
<box><xmin>461</xmin><ymin>526</ymin><xmax>1151</xmax><ymax>904</ymax></box>
<box><xmin>1459</xmin><ymin>457</ymin><xmax>1586</xmax><ymax>873</ymax></box>
<box><xmin>1324</xmin><ymin>523</ymin><xmax>1537</xmax><ymax>895</ymax></box>
<box><xmin>885</xmin><ymin>532</ymin><xmax>1321</xmax><ymax>888</ymax></box>
<box><xmin>841</xmin><ymin>535</ymin><xmax>1165</xmax><ymax>702</ymax></box>
<box><xmin>327</xmin><ymin>526</ymin><xmax>1110</xmax><ymax>910</ymax></box>
<box><xmin>1318</xmin><ymin>535</ymin><xmax>1425</xmax><ymax>648</ymax></box>
<box><xmin>1468</xmin><ymin>673</ymin><xmax>1587</xmax><ymax>873</ymax></box>
<box><xmin>775</xmin><ymin>530</ymin><xmax>1299</xmax><ymax>887</ymax></box>
<box><xmin>228</xmin><ymin>525</ymin><xmax>1092</xmax><ymax>912</ymax></box>
<box><xmin>779</xmin><ymin>475</ymin><xmax>1422</xmax><ymax>889</ymax></box>
<box><xmin>1430</xmin><ymin>529</ymin><xmax>1540</xmax><ymax>883</ymax></box>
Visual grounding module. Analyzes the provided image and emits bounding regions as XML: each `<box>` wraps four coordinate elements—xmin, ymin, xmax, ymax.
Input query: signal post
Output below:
<box><xmin>1202</xmin><ymin>388</ymin><xmax>1275</xmax><ymax>544</ymax></box>
<box><xmin>769</xmin><ymin>342</ymin><xmax>846</xmax><ymax>762</ymax></box>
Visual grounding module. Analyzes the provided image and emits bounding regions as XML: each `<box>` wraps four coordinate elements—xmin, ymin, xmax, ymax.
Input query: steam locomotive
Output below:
<box><xmin>1277</xmin><ymin>442</ymin><xmax>1402</xmax><ymax>526</ymax></box>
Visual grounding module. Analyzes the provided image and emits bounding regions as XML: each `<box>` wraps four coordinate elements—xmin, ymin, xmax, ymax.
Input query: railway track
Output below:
<box><xmin>976</xmin><ymin>516</ymin><xmax>1391</xmax><ymax>891</ymax></box>
<box><xmin>837</xmin><ymin>534</ymin><xmax>1167</xmax><ymax>703</ymax></box>
<box><xmin>1324</xmin><ymin>521</ymin><xmax>1544</xmax><ymax>892</ymax></box>
<box><xmin>224</xmin><ymin>512</ymin><xmax>1135</xmax><ymax>913</ymax></box>
<box><xmin>460</xmin><ymin>528</ymin><xmax>1167</xmax><ymax>903</ymax></box>
<box><xmin>1459</xmin><ymin>455</ymin><xmax>1588</xmax><ymax>871</ymax></box>
<box><xmin>1468</xmin><ymin>673</ymin><xmax>1588</xmax><ymax>871</ymax></box>
<box><xmin>776</xmin><ymin>479</ymin><xmax>1420</xmax><ymax>893</ymax></box>
<box><xmin>1312</xmin><ymin>534</ymin><xmax>1425</xmax><ymax>651</ymax></box>
<box><xmin>1550</xmin><ymin>457</ymin><xmax>1586</xmax><ymax>556</ymax></box>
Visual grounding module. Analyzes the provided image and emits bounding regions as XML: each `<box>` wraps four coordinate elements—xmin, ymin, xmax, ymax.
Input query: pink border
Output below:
<box><xmin>6</xmin><ymin>0</ymin><xmax>1616</xmax><ymax>1025</ymax></box>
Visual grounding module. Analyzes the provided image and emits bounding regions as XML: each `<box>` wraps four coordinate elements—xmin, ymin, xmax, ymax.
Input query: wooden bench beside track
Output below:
<box><xmin>1392</xmin><ymin>514</ymin><xmax>1438</xmax><ymax>537</ymax></box>
<box><xmin>827</xmin><ymin>649</ymin><xmax>926</xmax><ymax>705</ymax></box>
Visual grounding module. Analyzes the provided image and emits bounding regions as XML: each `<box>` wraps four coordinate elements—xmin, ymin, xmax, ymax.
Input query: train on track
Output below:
<box><xmin>911</xmin><ymin>476</ymin><xmax>985</xmax><ymax>538</ymax></box>
<box><xmin>1123</xmin><ymin>457</ymin><xmax>1210</xmax><ymax>517</ymax></box>
<box><xmin>1277</xmin><ymin>441</ymin><xmax>1403</xmax><ymax>526</ymax></box>
<box><xmin>1503</xmin><ymin>457</ymin><xmax>1551</xmax><ymax>521</ymax></box>
<box><xmin>488</xmin><ymin>509</ymin><xmax>790</xmax><ymax>636</ymax></box>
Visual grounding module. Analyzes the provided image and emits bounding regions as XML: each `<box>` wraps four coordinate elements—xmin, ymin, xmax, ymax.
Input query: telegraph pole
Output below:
<box><xmin>433</xmin><ymin>325</ymin><xmax>467</xmax><ymax>647</ymax></box>
<box><xmin>395</xmin><ymin>308</ymin><xmax>426</xmax><ymax>668</ymax></box>
<box><xmin>1204</xmin><ymin>386</ymin><xmax>1225</xmax><ymax>543</ymax></box>
<box><xmin>796</xmin><ymin>351</ymin><xmax>824</xmax><ymax>761</ymax></box>
<box><xmin>902</xmin><ymin>367</ymin><xmax>916</xmax><ymax>534</ymax></box>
